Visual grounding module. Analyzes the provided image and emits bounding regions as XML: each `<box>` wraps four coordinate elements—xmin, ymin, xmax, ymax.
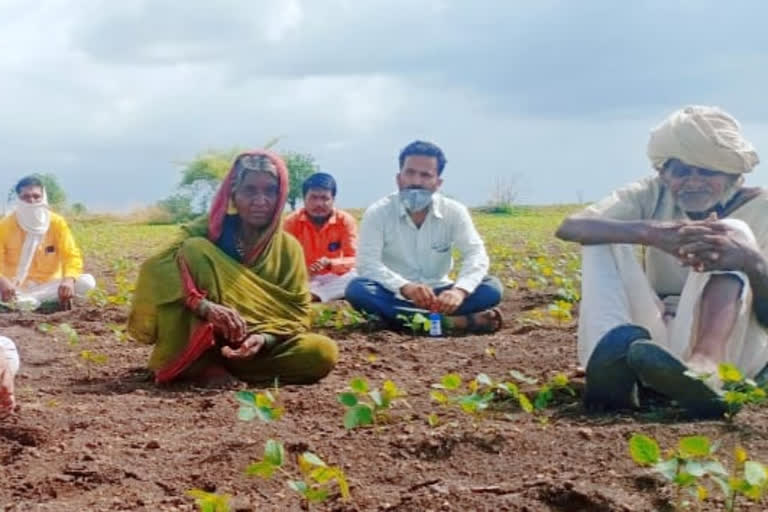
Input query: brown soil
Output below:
<box><xmin>2</xmin><ymin>284</ymin><xmax>768</xmax><ymax>511</ymax></box>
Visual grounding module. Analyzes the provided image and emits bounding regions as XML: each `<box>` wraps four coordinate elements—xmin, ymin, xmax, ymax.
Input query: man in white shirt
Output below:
<box><xmin>345</xmin><ymin>140</ymin><xmax>502</xmax><ymax>333</ymax></box>
<box><xmin>0</xmin><ymin>335</ymin><xmax>19</xmax><ymax>416</ymax></box>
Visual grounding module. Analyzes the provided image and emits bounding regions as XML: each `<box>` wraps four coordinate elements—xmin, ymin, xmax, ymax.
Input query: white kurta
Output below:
<box><xmin>577</xmin><ymin>177</ymin><xmax>768</xmax><ymax>378</ymax></box>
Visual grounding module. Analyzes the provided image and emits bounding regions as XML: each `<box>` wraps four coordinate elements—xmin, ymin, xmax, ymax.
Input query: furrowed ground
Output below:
<box><xmin>2</xmin><ymin>206</ymin><xmax>768</xmax><ymax>511</ymax></box>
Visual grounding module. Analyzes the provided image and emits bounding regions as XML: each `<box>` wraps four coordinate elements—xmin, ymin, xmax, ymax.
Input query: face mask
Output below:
<box><xmin>15</xmin><ymin>199</ymin><xmax>50</xmax><ymax>234</ymax></box>
<box><xmin>399</xmin><ymin>188</ymin><xmax>434</xmax><ymax>212</ymax></box>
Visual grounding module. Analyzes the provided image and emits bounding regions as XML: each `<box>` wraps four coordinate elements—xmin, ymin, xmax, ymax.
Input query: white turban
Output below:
<box><xmin>647</xmin><ymin>105</ymin><xmax>759</xmax><ymax>175</ymax></box>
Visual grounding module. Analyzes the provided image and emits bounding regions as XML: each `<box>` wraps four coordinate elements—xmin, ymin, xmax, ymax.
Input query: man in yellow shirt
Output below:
<box><xmin>0</xmin><ymin>175</ymin><xmax>95</xmax><ymax>310</ymax></box>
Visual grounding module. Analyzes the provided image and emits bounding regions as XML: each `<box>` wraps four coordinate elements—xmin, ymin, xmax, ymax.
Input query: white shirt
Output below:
<box><xmin>357</xmin><ymin>192</ymin><xmax>489</xmax><ymax>294</ymax></box>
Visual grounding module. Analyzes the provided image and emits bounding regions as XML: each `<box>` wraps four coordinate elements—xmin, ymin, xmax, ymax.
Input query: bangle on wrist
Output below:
<box><xmin>196</xmin><ymin>298</ymin><xmax>212</xmax><ymax>318</ymax></box>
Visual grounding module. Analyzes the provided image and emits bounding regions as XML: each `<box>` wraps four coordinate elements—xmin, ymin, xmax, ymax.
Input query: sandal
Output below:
<box><xmin>464</xmin><ymin>307</ymin><xmax>503</xmax><ymax>334</ymax></box>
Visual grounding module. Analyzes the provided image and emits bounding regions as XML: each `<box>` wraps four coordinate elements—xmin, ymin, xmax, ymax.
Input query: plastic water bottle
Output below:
<box><xmin>429</xmin><ymin>312</ymin><xmax>442</xmax><ymax>337</ymax></box>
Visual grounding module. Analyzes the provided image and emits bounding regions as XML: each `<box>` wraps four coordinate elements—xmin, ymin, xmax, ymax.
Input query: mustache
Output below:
<box><xmin>404</xmin><ymin>186</ymin><xmax>429</xmax><ymax>191</ymax></box>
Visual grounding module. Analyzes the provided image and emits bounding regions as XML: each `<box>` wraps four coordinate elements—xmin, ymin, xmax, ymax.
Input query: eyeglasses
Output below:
<box><xmin>664</xmin><ymin>159</ymin><xmax>723</xmax><ymax>179</ymax></box>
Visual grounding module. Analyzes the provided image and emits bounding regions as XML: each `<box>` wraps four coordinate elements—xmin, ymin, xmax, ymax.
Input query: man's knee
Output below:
<box><xmin>478</xmin><ymin>275</ymin><xmax>503</xmax><ymax>303</ymax></box>
<box><xmin>300</xmin><ymin>334</ymin><xmax>338</xmax><ymax>382</ymax></box>
<box><xmin>345</xmin><ymin>277</ymin><xmax>381</xmax><ymax>307</ymax></box>
<box><xmin>75</xmin><ymin>274</ymin><xmax>96</xmax><ymax>295</ymax></box>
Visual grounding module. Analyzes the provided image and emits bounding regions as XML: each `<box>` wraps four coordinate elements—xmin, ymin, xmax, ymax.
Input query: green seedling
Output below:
<box><xmin>245</xmin><ymin>439</ymin><xmax>350</xmax><ymax>506</ymax></box>
<box><xmin>547</xmin><ymin>300</ymin><xmax>573</xmax><ymax>324</ymax></box>
<box><xmin>629</xmin><ymin>433</ymin><xmax>768</xmax><ymax>511</ymax></box>
<box><xmin>235</xmin><ymin>390</ymin><xmax>283</xmax><ymax>423</ymax></box>
<box><xmin>431</xmin><ymin>372</ymin><xmax>534</xmax><ymax>417</ymax></box>
<box><xmin>532</xmin><ymin>373</ymin><xmax>575</xmax><ymax>410</ymax></box>
<box><xmin>684</xmin><ymin>363</ymin><xmax>767</xmax><ymax>420</ymax></box>
<box><xmin>311</xmin><ymin>303</ymin><xmax>368</xmax><ymax>330</ymax></box>
<box><xmin>396</xmin><ymin>312</ymin><xmax>431</xmax><ymax>336</ymax></box>
<box><xmin>108</xmin><ymin>323</ymin><xmax>129</xmax><ymax>343</ymax></box>
<box><xmin>186</xmin><ymin>489</ymin><xmax>231</xmax><ymax>512</ymax></box>
<box><xmin>59</xmin><ymin>323</ymin><xmax>80</xmax><ymax>347</ymax></box>
<box><xmin>337</xmin><ymin>377</ymin><xmax>406</xmax><ymax>429</ymax></box>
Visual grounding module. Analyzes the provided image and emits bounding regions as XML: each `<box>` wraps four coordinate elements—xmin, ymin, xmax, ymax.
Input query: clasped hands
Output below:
<box><xmin>400</xmin><ymin>283</ymin><xmax>468</xmax><ymax>314</ymax></box>
<box><xmin>655</xmin><ymin>214</ymin><xmax>755</xmax><ymax>273</ymax></box>
<box><xmin>202</xmin><ymin>302</ymin><xmax>265</xmax><ymax>359</ymax></box>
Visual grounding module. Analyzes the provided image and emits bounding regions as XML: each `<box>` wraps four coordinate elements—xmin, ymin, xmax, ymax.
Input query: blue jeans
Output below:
<box><xmin>345</xmin><ymin>276</ymin><xmax>503</xmax><ymax>324</ymax></box>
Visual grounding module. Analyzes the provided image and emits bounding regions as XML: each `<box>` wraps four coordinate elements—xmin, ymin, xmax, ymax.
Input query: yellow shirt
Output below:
<box><xmin>0</xmin><ymin>211</ymin><xmax>84</xmax><ymax>285</ymax></box>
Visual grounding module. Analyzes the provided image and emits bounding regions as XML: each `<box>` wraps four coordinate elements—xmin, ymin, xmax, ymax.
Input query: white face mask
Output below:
<box><xmin>15</xmin><ymin>199</ymin><xmax>50</xmax><ymax>234</ymax></box>
<box><xmin>399</xmin><ymin>188</ymin><xmax>434</xmax><ymax>212</ymax></box>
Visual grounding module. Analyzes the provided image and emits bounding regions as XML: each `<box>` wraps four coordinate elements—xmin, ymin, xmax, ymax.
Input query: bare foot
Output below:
<box><xmin>686</xmin><ymin>353</ymin><xmax>722</xmax><ymax>389</ymax></box>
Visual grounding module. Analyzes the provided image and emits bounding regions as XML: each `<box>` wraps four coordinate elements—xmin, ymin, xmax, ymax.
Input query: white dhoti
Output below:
<box><xmin>0</xmin><ymin>336</ymin><xmax>19</xmax><ymax>376</ymax></box>
<box><xmin>310</xmin><ymin>271</ymin><xmax>357</xmax><ymax>303</ymax></box>
<box><xmin>15</xmin><ymin>274</ymin><xmax>96</xmax><ymax>307</ymax></box>
<box><xmin>578</xmin><ymin>219</ymin><xmax>768</xmax><ymax>378</ymax></box>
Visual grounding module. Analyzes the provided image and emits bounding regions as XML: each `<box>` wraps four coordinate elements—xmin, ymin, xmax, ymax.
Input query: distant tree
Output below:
<box><xmin>174</xmin><ymin>145</ymin><xmax>317</xmax><ymax>213</ymax></box>
<box><xmin>70</xmin><ymin>202</ymin><xmax>87</xmax><ymax>216</ymax></box>
<box><xmin>38</xmin><ymin>173</ymin><xmax>67</xmax><ymax>209</ymax></box>
<box><xmin>282</xmin><ymin>152</ymin><xmax>318</xmax><ymax>210</ymax></box>
<box><xmin>157</xmin><ymin>193</ymin><xmax>196</xmax><ymax>223</ymax></box>
<box><xmin>177</xmin><ymin>147</ymin><xmax>244</xmax><ymax>212</ymax></box>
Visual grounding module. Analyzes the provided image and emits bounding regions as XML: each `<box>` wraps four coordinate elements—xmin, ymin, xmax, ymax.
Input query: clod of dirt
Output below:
<box><xmin>536</xmin><ymin>482</ymin><xmax>630</xmax><ymax>512</ymax></box>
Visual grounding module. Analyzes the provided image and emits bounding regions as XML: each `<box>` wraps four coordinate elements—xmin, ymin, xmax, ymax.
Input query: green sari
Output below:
<box><xmin>127</xmin><ymin>151</ymin><xmax>337</xmax><ymax>384</ymax></box>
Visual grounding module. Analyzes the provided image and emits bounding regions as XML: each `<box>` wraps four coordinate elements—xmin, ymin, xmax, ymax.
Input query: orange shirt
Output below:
<box><xmin>283</xmin><ymin>208</ymin><xmax>357</xmax><ymax>275</ymax></box>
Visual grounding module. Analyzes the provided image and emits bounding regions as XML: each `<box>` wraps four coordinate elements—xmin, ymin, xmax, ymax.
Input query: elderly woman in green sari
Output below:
<box><xmin>128</xmin><ymin>150</ymin><xmax>338</xmax><ymax>385</ymax></box>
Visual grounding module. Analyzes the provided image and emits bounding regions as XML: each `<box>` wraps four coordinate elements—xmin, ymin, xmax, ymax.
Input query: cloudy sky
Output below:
<box><xmin>2</xmin><ymin>0</ymin><xmax>768</xmax><ymax>212</ymax></box>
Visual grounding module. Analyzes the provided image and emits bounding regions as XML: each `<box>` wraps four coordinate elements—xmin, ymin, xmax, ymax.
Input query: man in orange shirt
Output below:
<box><xmin>284</xmin><ymin>173</ymin><xmax>357</xmax><ymax>302</ymax></box>
<box><xmin>0</xmin><ymin>175</ymin><xmax>95</xmax><ymax>310</ymax></box>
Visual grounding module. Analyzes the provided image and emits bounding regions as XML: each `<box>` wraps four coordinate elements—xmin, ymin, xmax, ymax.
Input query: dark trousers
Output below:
<box><xmin>345</xmin><ymin>275</ymin><xmax>503</xmax><ymax>323</ymax></box>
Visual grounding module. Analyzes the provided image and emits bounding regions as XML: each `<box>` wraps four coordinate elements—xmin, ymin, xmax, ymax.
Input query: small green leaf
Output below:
<box><xmin>685</xmin><ymin>460</ymin><xmax>705</xmax><ymax>477</ymax></box>
<box><xmin>301</xmin><ymin>452</ymin><xmax>326</xmax><ymax>467</ymax></box>
<box><xmin>309</xmin><ymin>466</ymin><xmax>337</xmax><ymax>484</ymax></box>
<box><xmin>368</xmin><ymin>389</ymin><xmax>384</xmax><ymax>408</ymax></box>
<box><xmin>234</xmin><ymin>390</ymin><xmax>256</xmax><ymax>406</ymax></box>
<box><xmin>744</xmin><ymin>461</ymin><xmax>768</xmax><ymax>487</ymax></box>
<box><xmin>678</xmin><ymin>436</ymin><xmax>711</xmax><ymax>458</ymax></box>
<box><xmin>517</xmin><ymin>393</ymin><xmax>534</xmax><ymax>413</ymax></box>
<box><xmin>264</xmin><ymin>439</ymin><xmax>284</xmax><ymax>467</ymax></box>
<box><xmin>381</xmin><ymin>380</ymin><xmax>403</xmax><ymax>400</ymax></box>
<box><xmin>475</xmin><ymin>373</ymin><xmax>493</xmax><ymax>387</ymax></box>
<box><xmin>533</xmin><ymin>387</ymin><xmax>553</xmax><ymax>410</ymax></box>
<box><xmin>255</xmin><ymin>406</ymin><xmax>281</xmax><ymax>423</ymax></box>
<box><xmin>288</xmin><ymin>480</ymin><xmax>309</xmax><ymax>494</ymax></box>
<box><xmin>304</xmin><ymin>488</ymin><xmax>330</xmax><ymax>503</ymax></box>
<box><xmin>509</xmin><ymin>369</ymin><xmax>538</xmax><ymax>385</ymax></box>
<box><xmin>237</xmin><ymin>406</ymin><xmax>257</xmax><ymax>422</ymax></box>
<box><xmin>674</xmin><ymin>472</ymin><xmax>696</xmax><ymax>487</ymax></box>
<box><xmin>337</xmin><ymin>392</ymin><xmax>358</xmax><ymax>407</ymax></box>
<box><xmin>701</xmin><ymin>460</ymin><xmax>729</xmax><ymax>477</ymax></box>
<box><xmin>350</xmin><ymin>377</ymin><xmax>369</xmax><ymax>393</ymax></box>
<box><xmin>654</xmin><ymin>458</ymin><xmax>679</xmax><ymax>481</ymax></box>
<box><xmin>718</xmin><ymin>363</ymin><xmax>744</xmax><ymax>383</ymax></box>
<box><xmin>550</xmin><ymin>373</ymin><xmax>569</xmax><ymax>388</ymax></box>
<box><xmin>430</xmin><ymin>390</ymin><xmax>449</xmax><ymax>404</ymax></box>
<box><xmin>343</xmin><ymin>404</ymin><xmax>374</xmax><ymax>429</ymax></box>
<box><xmin>629</xmin><ymin>434</ymin><xmax>661</xmax><ymax>465</ymax></box>
<box><xmin>440</xmin><ymin>373</ymin><xmax>462</xmax><ymax>390</ymax></box>
<box><xmin>244</xmin><ymin>460</ymin><xmax>276</xmax><ymax>478</ymax></box>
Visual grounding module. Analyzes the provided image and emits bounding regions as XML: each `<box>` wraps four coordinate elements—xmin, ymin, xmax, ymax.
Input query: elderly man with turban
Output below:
<box><xmin>283</xmin><ymin>172</ymin><xmax>358</xmax><ymax>303</ymax></box>
<box><xmin>556</xmin><ymin>106</ymin><xmax>768</xmax><ymax>417</ymax></box>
